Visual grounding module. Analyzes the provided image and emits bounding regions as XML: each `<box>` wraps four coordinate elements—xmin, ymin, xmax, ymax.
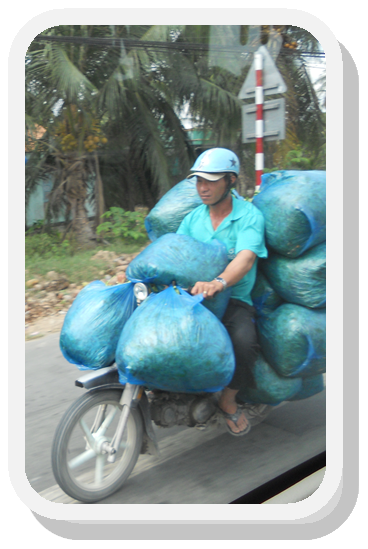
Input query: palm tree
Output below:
<box><xmin>26</xmin><ymin>26</ymin><xmax>110</xmax><ymax>246</ymax></box>
<box><xmin>25</xmin><ymin>25</ymin><xmax>196</xmax><ymax>245</ymax></box>
<box><xmin>263</xmin><ymin>26</ymin><xmax>326</xmax><ymax>173</ymax></box>
<box><xmin>26</xmin><ymin>24</ymin><xmax>325</xmax><ymax>244</ymax></box>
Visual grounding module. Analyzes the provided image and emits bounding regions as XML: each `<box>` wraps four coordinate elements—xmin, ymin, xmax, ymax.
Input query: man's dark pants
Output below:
<box><xmin>222</xmin><ymin>298</ymin><xmax>259</xmax><ymax>390</ymax></box>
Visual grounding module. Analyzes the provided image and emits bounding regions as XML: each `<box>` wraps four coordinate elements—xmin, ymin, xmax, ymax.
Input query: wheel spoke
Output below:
<box><xmin>95</xmin><ymin>454</ymin><xmax>106</xmax><ymax>485</ymax></box>
<box><xmin>90</xmin><ymin>405</ymin><xmax>107</xmax><ymax>434</ymax></box>
<box><xmin>79</xmin><ymin>418</ymin><xmax>96</xmax><ymax>449</ymax></box>
<box><xmin>68</xmin><ymin>448</ymin><xmax>96</xmax><ymax>469</ymax></box>
<box><xmin>96</xmin><ymin>405</ymin><xmax>119</xmax><ymax>437</ymax></box>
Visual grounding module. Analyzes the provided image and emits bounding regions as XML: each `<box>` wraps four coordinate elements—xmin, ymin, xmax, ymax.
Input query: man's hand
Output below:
<box><xmin>190</xmin><ymin>250</ymin><xmax>257</xmax><ymax>300</ymax></box>
<box><xmin>190</xmin><ymin>279</ymin><xmax>224</xmax><ymax>299</ymax></box>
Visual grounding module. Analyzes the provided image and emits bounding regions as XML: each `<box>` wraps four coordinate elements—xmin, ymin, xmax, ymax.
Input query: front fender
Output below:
<box><xmin>75</xmin><ymin>364</ymin><xmax>121</xmax><ymax>390</ymax></box>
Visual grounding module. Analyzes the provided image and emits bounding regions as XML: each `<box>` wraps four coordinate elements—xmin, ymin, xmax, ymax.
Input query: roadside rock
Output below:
<box><xmin>46</xmin><ymin>271</ymin><xmax>63</xmax><ymax>280</ymax></box>
<box><xmin>91</xmin><ymin>250</ymin><xmax>118</xmax><ymax>262</ymax></box>
<box><xmin>44</xmin><ymin>278</ymin><xmax>70</xmax><ymax>291</ymax></box>
<box><xmin>116</xmin><ymin>272</ymin><xmax>126</xmax><ymax>284</ymax></box>
<box><xmin>26</xmin><ymin>279</ymin><xmax>39</xmax><ymax>288</ymax></box>
<box><xmin>25</xmin><ymin>247</ymin><xmax>146</xmax><ymax>339</ymax></box>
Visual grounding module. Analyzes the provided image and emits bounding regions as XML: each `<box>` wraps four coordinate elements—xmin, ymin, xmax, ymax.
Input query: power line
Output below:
<box><xmin>33</xmin><ymin>34</ymin><xmax>325</xmax><ymax>58</ymax></box>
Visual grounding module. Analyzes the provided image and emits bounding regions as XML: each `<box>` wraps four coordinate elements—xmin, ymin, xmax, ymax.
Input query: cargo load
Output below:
<box><xmin>60</xmin><ymin>281</ymin><xmax>137</xmax><ymax>370</ymax></box>
<box><xmin>144</xmin><ymin>178</ymin><xmax>202</xmax><ymax>241</ymax></box>
<box><xmin>237</xmin><ymin>353</ymin><xmax>303</xmax><ymax>405</ymax></box>
<box><xmin>253</xmin><ymin>170</ymin><xmax>326</xmax><ymax>258</ymax></box>
<box><xmin>116</xmin><ymin>285</ymin><xmax>235</xmax><ymax>393</ymax></box>
<box><xmin>288</xmin><ymin>373</ymin><xmax>326</xmax><ymax>401</ymax></box>
<box><xmin>251</xmin><ymin>270</ymin><xmax>284</xmax><ymax>318</ymax></box>
<box><xmin>256</xmin><ymin>303</ymin><xmax>326</xmax><ymax>378</ymax></box>
<box><xmin>260</xmin><ymin>242</ymin><xmax>326</xmax><ymax>309</ymax></box>
<box><xmin>126</xmin><ymin>233</ymin><xmax>231</xmax><ymax>319</ymax></box>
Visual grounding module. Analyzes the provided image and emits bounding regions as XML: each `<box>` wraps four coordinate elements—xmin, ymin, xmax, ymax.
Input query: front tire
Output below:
<box><xmin>52</xmin><ymin>389</ymin><xmax>143</xmax><ymax>503</ymax></box>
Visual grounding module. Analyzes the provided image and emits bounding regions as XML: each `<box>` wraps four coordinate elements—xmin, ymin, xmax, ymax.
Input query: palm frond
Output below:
<box><xmin>48</xmin><ymin>45</ymin><xmax>97</xmax><ymax>103</ymax></box>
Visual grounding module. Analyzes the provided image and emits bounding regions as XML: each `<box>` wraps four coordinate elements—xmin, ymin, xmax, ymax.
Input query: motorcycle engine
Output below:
<box><xmin>149</xmin><ymin>392</ymin><xmax>217</xmax><ymax>428</ymax></box>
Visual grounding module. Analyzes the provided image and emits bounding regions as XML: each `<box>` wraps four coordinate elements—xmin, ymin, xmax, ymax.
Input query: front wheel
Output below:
<box><xmin>52</xmin><ymin>389</ymin><xmax>143</xmax><ymax>503</ymax></box>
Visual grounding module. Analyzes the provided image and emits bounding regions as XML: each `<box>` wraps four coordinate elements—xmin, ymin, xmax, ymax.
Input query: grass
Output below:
<box><xmin>25</xmin><ymin>238</ymin><xmax>149</xmax><ymax>289</ymax></box>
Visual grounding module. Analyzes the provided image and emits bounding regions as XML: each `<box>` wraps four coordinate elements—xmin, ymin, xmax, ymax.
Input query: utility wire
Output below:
<box><xmin>33</xmin><ymin>34</ymin><xmax>325</xmax><ymax>58</ymax></box>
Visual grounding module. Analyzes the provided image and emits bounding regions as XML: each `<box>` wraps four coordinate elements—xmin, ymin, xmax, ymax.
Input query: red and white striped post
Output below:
<box><xmin>255</xmin><ymin>51</ymin><xmax>264</xmax><ymax>190</ymax></box>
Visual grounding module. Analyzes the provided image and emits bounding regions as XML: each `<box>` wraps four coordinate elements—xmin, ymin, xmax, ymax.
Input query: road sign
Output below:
<box><xmin>238</xmin><ymin>45</ymin><xmax>287</xmax><ymax>99</ymax></box>
<box><xmin>241</xmin><ymin>98</ymin><xmax>286</xmax><ymax>143</ymax></box>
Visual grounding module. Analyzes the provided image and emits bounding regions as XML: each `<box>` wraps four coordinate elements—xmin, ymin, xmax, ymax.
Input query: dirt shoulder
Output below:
<box><xmin>25</xmin><ymin>248</ymin><xmax>145</xmax><ymax>341</ymax></box>
<box><xmin>25</xmin><ymin>313</ymin><xmax>65</xmax><ymax>340</ymax></box>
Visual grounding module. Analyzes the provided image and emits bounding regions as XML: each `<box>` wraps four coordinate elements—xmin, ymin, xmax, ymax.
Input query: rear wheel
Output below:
<box><xmin>52</xmin><ymin>390</ymin><xmax>143</xmax><ymax>503</ymax></box>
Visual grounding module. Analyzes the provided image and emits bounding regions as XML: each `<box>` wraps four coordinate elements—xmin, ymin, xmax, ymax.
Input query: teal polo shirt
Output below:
<box><xmin>176</xmin><ymin>196</ymin><xmax>268</xmax><ymax>306</ymax></box>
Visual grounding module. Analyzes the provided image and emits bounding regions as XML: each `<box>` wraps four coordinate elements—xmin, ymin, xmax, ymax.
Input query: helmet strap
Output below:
<box><xmin>209</xmin><ymin>174</ymin><xmax>235</xmax><ymax>206</ymax></box>
<box><xmin>209</xmin><ymin>185</ymin><xmax>232</xmax><ymax>207</ymax></box>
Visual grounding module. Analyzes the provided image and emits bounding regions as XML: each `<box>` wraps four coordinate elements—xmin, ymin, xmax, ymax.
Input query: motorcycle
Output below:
<box><xmin>51</xmin><ymin>282</ymin><xmax>272</xmax><ymax>503</ymax></box>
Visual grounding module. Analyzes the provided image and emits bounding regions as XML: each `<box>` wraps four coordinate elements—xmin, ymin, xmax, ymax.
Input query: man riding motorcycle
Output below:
<box><xmin>176</xmin><ymin>148</ymin><xmax>268</xmax><ymax>436</ymax></box>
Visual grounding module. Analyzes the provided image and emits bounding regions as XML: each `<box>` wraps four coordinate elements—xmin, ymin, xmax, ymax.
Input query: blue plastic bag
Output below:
<box><xmin>116</xmin><ymin>285</ymin><xmax>235</xmax><ymax>393</ymax></box>
<box><xmin>260</xmin><ymin>242</ymin><xmax>326</xmax><ymax>309</ymax></box>
<box><xmin>60</xmin><ymin>281</ymin><xmax>137</xmax><ymax>370</ymax></box>
<box><xmin>126</xmin><ymin>233</ymin><xmax>231</xmax><ymax>319</ymax></box>
<box><xmin>257</xmin><ymin>303</ymin><xmax>326</xmax><ymax>378</ymax></box>
<box><xmin>237</xmin><ymin>353</ymin><xmax>302</xmax><ymax>405</ymax></box>
<box><xmin>288</xmin><ymin>373</ymin><xmax>326</xmax><ymax>400</ymax></box>
<box><xmin>253</xmin><ymin>170</ymin><xmax>326</xmax><ymax>258</ymax></box>
<box><xmin>202</xmin><ymin>286</ymin><xmax>232</xmax><ymax>320</ymax></box>
<box><xmin>251</xmin><ymin>270</ymin><xmax>284</xmax><ymax>318</ymax></box>
<box><xmin>144</xmin><ymin>178</ymin><xmax>202</xmax><ymax>241</ymax></box>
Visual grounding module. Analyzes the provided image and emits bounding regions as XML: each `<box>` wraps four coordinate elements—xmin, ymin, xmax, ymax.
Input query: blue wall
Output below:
<box><xmin>26</xmin><ymin>172</ymin><xmax>96</xmax><ymax>227</ymax></box>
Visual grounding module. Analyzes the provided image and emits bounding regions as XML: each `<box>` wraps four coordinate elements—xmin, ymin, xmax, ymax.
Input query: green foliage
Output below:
<box><xmin>264</xmin><ymin>143</ymin><xmax>326</xmax><ymax>173</ymax></box>
<box><xmin>96</xmin><ymin>207</ymin><xmax>148</xmax><ymax>243</ymax></box>
<box><xmin>25</xmin><ymin>240</ymin><xmax>146</xmax><ymax>288</ymax></box>
<box><xmin>284</xmin><ymin>147</ymin><xmax>313</xmax><ymax>169</ymax></box>
<box><xmin>25</xmin><ymin>229</ymin><xmax>74</xmax><ymax>259</ymax></box>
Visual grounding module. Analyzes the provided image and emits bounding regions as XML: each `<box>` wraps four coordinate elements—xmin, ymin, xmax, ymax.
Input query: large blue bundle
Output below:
<box><xmin>237</xmin><ymin>353</ymin><xmax>302</xmax><ymax>405</ymax></box>
<box><xmin>144</xmin><ymin>178</ymin><xmax>202</xmax><ymax>241</ymax></box>
<box><xmin>60</xmin><ymin>281</ymin><xmax>137</xmax><ymax>370</ymax></box>
<box><xmin>253</xmin><ymin>170</ymin><xmax>326</xmax><ymax>258</ymax></box>
<box><xmin>288</xmin><ymin>374</ymin><xmax>326</xmax><ymax>401</ymax></box>
<box><xmin>126</xmin><ymin>233</ymin><xmax>231</xmax><ymax>319</ymax></box>
<box><xmin>260</xmin><ymin>242</ymin><xmax>326</xmax><ymax>309</ymax></box>
<box><xmin>126</xmin><ymin>233</ymin><xmax>229</xmax><ymax>286</ymax></box>
<box><xmin>116</xmin><ymin>285</ymin><xmax>235</xmax><ymax>393</ymax></box>
<box><xmin>251</xmin><ymin>270</ymin><xmax>284</xmax><ymax>318</ymax></box>
<box><xmin>202</xmin><ymin>286</ymin><xmax>232</xmax><ymax>320</ymax></box>
<box><xmin>257</xmin><ymin>303</ymin><xmax>326</xmax><ymax>378</ymax></box>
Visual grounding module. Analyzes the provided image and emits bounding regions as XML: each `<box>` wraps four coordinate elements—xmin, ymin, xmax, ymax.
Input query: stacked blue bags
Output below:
<box><xmin>126</xmin><ymin>233</ymin><xmax>231</xmax><ymax>320</ymax></box>
<box><xmin>144</xmin><ymin>178</ymin><xmax>202</xmax><ymax>241</ymax></box>
<box><xmin>60</xmin><ymin>170</ymin><xmax>326</xmax><ymax>404</ymax></box>
<box><xmin>60</xmin><ymin>235</ymin><xmax>234</xmax><ymax>394</ymax></box>
<box><xmin>60</xmin><ymin>281</ymin><xmax>137</xmax><ymax>370</ymax></box>
<box><xmin>253</xmin><ymin>170</ymin><xmax>326</xmax><ymax>258</ymax></box>
<box><xmin>241</xmin><ymin>170</ymin><xmax>326</xmax><ymax>405</ymax></box>
<box><xmin>116</xmin><ymin>285</ymin><xmax>235</xmax><ymax>393</ymax></box>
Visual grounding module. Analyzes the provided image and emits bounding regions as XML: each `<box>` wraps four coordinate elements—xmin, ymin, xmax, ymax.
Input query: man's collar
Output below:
<box><xmin>228</xmin><ymin>195</ymin><xmax>246</xmax><ymax>221</ymax></box>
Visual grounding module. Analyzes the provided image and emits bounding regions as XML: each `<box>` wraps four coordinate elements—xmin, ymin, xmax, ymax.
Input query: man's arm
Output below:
<box><xmin>191</xmin><ymin>249</ymin><xmax>256</xmax><ymax>298</ymax></box>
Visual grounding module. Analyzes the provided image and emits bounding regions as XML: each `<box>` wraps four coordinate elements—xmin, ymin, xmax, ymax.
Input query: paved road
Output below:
<box><xmin>26</xmin><ymin>332</ymin><xmax>326</xmax><ymax>504</ymax></box>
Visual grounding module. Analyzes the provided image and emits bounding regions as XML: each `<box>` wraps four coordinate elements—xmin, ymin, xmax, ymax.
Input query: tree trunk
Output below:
<box><xmin>73</xmin><ymin>198</ymin><xmax>96</xmax><ymax>249</ymax></box>
<box><xmin>64</xmin><ymin>153</ymin><xmax>96</xmax><ymax>249</ymax></box>
<box><xmin>236</xmin><ymin>168</ymin><xmax>248</xmax><ymax>197</ymax></box>
<box><xmin>94</xmin><ymin>151</ymin><xmax>105</xmax><ymax>231</ymax></box>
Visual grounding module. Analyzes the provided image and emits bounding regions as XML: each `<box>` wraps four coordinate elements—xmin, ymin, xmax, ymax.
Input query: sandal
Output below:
<box><xmin>218</xmin><ymin>405</ymin><xmax>251</xmax><ymax>437</ymax></box>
